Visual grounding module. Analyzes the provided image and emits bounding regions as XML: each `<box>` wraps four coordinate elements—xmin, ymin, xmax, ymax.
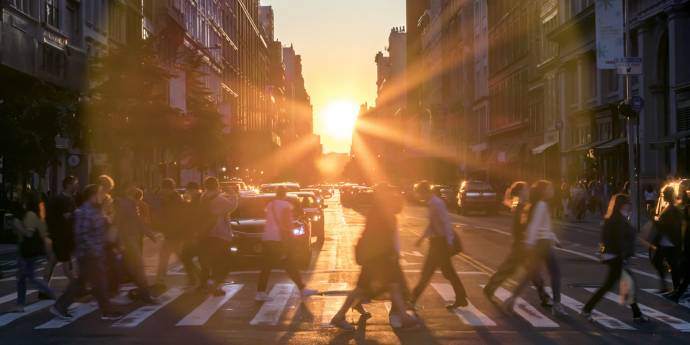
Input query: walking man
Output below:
<box><xmin>410</xmin><ymin>181</ymin><xmax>467</xmax><ymax>309</ymax></box>
<box><xmin>44</xmin><ymin>176</ymin><xmax>79</xmax><ymax>290</ymax></box>
<box><xmin>652</xmin><ymin>187</ymin><xmax>682</xmax><ymax>293</ymax></box>
<box><xmin>154</xmin><ymin>178</ymin><xmax>185</xmax><ymax>288</ymax></box>
<box><xmin>52</xmin><ymin>184</ymin><xmax>123</xmax><ymax>320</ymax></box>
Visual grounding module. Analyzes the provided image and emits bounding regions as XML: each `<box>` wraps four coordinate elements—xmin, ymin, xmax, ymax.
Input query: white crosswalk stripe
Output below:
<box><xmin>35</xmin><ymin>302</ymin><xmax>98</xmax><ymax>329</ymax></box>
<box><xmin>642</xmin><ymin>289</ymin><xmax>690</xmax><ymax>310</ymax></box>
<box><xmin>176</xmin><ymin>284</ymin><xmax>243</xmax><ymax>326</ymax></box>
<box><xmin>250</xmin><ymin>283</ymin><xmax>295</xmax><ymax>326</ymax></box>
<box><xmin>485</xmin><ymin>286</ymin><xmax>558</xmax><ymax>328</ymax></box>
<box><xmin>585</xmin><ymin>288</ymin><xmax>690</xmax><ymax>332</ymax></box>
<box><xmin>0</xmin><ymin>290</ymin><xmax>35</xmax><ymax>305</ymax></box>
<box><xmin>112</xmin><ymin>288</ymin><xmax>183</xmax><ymax>328</ymax></box>
<box><xmin>0</xmin><ymin>300</ymin><xmax>53</xmax><ymax>327</ymax></box>
<box><xmin>544</xmin><ymin>287</ymin><xmax>634</xmax><ymax>330</ymax></box>
<box><xmin>431</xmin><ymin>283</ymin><xmax>496</xmax><ymax>326</ymax></box>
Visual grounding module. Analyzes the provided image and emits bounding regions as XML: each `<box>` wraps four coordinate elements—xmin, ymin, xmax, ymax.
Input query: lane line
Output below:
<box><xmin>431</xmin><ymin>283</ymin><xmax>496</xmax><ymax>327</ymax></box>
<box><xmin>112</xmin><ymin>288</ymin><xmax>183</xmax><ymax>328</ymax></box>
<box><xmin>486</xmin><ymin>286</ymin><xmax>559</xmax><ymax>328</ymax></box>
<box><xmin>249</xmin><ymin>283</ymin><xmax>295</xmax><ymax>326</ymax></box>
<box><xmin>0</xmin><ymin>290</ymin><xmax>35</xmax><ymax>305</ymax></box>
<box><xmin>0</xmin><ymin>300</ymin><xmax>53</xmax><ymax>327</ymax></box>
<box><xmin>545</xmin><ymin>287</ymin><xmax>634</xmax><ymax>330</ymax></box>
<box><xmin>585</xmin><ymin>288</ymin><xmax>690</xmax><ymax>332</ymax></box>
<box><xmin>35</xmin><ymin>302</ymin><xmax>98</xmax><ymax>329</ymax></box>
<box><xmin>176</xmin><ymin>284</ymin><xmax>243</xmax><ymax>326</ymax></box>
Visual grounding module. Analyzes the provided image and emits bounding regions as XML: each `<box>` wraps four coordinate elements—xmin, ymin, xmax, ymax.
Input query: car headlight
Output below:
<box><xmin>229</xmin><ymin>246</ymin><xmax>239</xmax><ymax>253</ymax></box>
<box><xmin>292</xmin><ymin>226</ymin><xmax>306</xmax><ymax>236</ymax></box>
<box><xmin>465</xmin><ymin>192</ymin><xmax>481</xmax><ymax>197</ymax></box>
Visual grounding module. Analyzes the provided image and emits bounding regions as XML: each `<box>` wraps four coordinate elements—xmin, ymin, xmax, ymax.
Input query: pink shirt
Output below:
<box><xmin>263</xmin><ymin>199</ymin><xmax>293</xmax><ymax>241</ymax></box>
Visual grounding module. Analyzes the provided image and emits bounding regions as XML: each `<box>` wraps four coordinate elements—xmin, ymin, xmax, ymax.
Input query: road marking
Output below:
<box><xmin>544</xmin><ymin>287</ymin><xmax>634</xmax><ymax>330</ymax></box>
<box><xmin>431</xmin><ymin>283</ymin><xmax>496</xmax><ymax>326</ymax></box>
<box><xmin>320</xmin><ymin>283</ymin><xmax>348</xmax><ymax>327</ymax></box>
<box><xmin>176</xmin><ymin>284</ymin><xmax>243</xmax><ymax>326</ymax></box>
<box><xmin>486</xmin><ymin>286</ymin><xmax>558</xmax><ymax>328</ymax></box>
<box><xmin>0</xmin><ymin>300</ymin><xmax>53</xmax><ymax>327</ymax></box>
<box><xmin>642</xmin><ymin>289</ymin><xmax>690</xmax><ymax>309</ymax></box>
<box><xmin>401</xmin><ymin>250</ymin><xmax>424</xmax><ymax>258</ymax></box>
<box><xmin>585</xmin><ymin>288</ymin><xmax>690</xmax><ymax>332</ymax></box>
<box><xmin>112</xmin><ymin>288</ymin><xmax>183</xmax><ymax>328</ymax></box>
<box><xmin>35</xmin><ymin>302</ymin><xmax>98</xmax><ymax>329</ymax></box>
<box><xmin>250</xmin><ymin>283</ymin><xmax>295</xmax><ymax>326</ymax></box>
<box><xmin>0</xmin><ymin>290</ymin><xmax>35</xmax><ymax>305</ymax></box>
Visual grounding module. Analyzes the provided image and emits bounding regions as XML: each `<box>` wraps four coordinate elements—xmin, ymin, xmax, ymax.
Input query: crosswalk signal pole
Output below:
<box><xmin>622</xmin><ymin>0</ymin><xmax>640</xmax><ymax>231</ymax></box>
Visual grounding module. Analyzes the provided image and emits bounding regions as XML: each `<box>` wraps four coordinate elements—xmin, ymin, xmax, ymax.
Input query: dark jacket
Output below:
<box><xmin>45</xmin><ymin>193</ymin><xmax>76</xmax><ymax>245</ymax></box>
<box><xmin>655</xmin><ymin>204</ymin><xmax>683</xmax><ymax>247</ymax></box>
<box><xmin>154</xmin><ymin>189</ymin><xmax>185</xmax><ymax>241</ymax></box>
<box><xmin>511</xmin><ymin>202</ymin><xmax>527</xmax><ymax>248</ymax></box>
<box><xmin>601</xmin><ymin>213</ymin><xmax>635</xmax><ymax>259</ymax></box>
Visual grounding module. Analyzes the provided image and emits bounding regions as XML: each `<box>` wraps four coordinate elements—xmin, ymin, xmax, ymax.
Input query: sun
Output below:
<box><xmin>321</xmin><ymin>100</ymin><xmax>360</xmax><ymax>140</ymax></box>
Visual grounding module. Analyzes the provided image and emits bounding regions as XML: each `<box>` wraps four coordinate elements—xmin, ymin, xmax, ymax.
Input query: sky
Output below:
<box><xmin>261</xmin><ymin>0</ymin><xmax>406</xmax><ymax>153</ymax></box>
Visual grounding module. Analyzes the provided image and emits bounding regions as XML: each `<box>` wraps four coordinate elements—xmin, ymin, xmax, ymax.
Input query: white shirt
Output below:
<box><xmin>424</xmin><ymin>195</ymin><xmax>454</xmax><ymax>245</ymax></box>
<box><xmin>263</xmin><ymin>199</ymin><xmax>293</xmax><ymax>242</ymax></box>
<box><xmin>525</xmin><ymin>201</ymin><xmax>558</xmax><ymax>245</ymax></box>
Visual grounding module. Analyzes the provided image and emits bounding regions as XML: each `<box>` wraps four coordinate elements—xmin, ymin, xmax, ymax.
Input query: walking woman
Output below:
<box><xmin>484</xmin><ymin>182</ymin><xmax>550</xmax><ymax>306</ymax></box>
<box><xmin>503</xmin><ymin>180</ymin><xmax>568</xmax><ymax>316</ymax></box>
<box><xmin>582</xmin><ymin>194</ymin><xmax>648</xmax><ymax>322</ymax></box>
<box><xmin>330</xmin><ymin>185</ymin><xmax>419</xmax><ymax>331</ymax></box>
<box><xmin>12</xmin><ymin>191</ymin><xmax>56</xmax><ymax>312</ymax></box>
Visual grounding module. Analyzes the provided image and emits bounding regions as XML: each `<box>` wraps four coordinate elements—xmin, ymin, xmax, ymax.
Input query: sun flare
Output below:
<box><xmin>321</xmin><ymin>100</ymin><xmax>360</xmax><ymax>140</ymax></box>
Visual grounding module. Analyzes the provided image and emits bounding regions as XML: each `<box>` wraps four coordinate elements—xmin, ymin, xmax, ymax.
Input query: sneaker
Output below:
<box><xmin>552</xmin><ymin>302</ymin><xmax>568</xmax><ymax>316</ymax></box>
<box><xmin>580</xmin><ymin>310</ymin><xmax>594</xmax><ymax>322</ymax></box>
<box><xmin>255</xmin><ymin>292</ymin><xmax>273</xmax><ymax>302</ymax></box>
<box><xmin>49</xmin><ymin>306</ymin><xmax>73</xmax><ymax>320</ymax></box>
<box><xmin>633</xmin><ymin>315</ymin><xmax>650</xmax><ymax>323</ymax></box>
<box><xmin>300</xmin><ymin>288</ymin><xmax>319</xmax><ymax>298</ymax></box>
<box><xmin>446</xmin><ymin>297</ymin><xmax>469</xmax><ymax>309</ymax></box>
<box><xmin>109</xmin><ymin>295</ymin><xmax>131</xmax><ymax>305</ymax></box>
<box><xmin>100</xmin><ymin>311</ymin><xmax>124</xmax><ymax>321</ymax></box>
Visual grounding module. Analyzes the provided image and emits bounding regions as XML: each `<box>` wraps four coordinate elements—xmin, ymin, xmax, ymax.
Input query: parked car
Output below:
<box><xmin>220</xmin><ymin>179</ymin><xmax>251</xmax><ymax>194</ymax></box>
<box><xmin>432</xmin><ymin>184</ymin><xmax>457</xmax><ymax>207</ymax></box>
<box><xmin>291</xmin><ymin>191</ymin><xmax>326</xmax><ymax>241</ymax></box>
<box><xmin>228</xmin><ymin>193</ymin><xmax>313</xmax><ymax>269</ymax></box>
<box><xmin>260</xmin><ymin>182</ymin><xmax>301</xmax><ymax>194</ymax></box>
<box><xmin>653</xmin><ymin>179</ymin><xmax>690</xmax><ymax>221</ymax></box>
<box><xmin>456</xmin><ymin>180</ymin><xmax>499</xmax><ymax>215</ymax></box>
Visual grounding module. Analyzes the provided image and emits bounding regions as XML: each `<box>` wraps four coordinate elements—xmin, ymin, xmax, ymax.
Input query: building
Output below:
<box><xmin>470</xmin><ymin>0</ymin><xmax>490</xmax><ymax>177</ymax></box>
<box><xmin>282</xmin><ymin>44</ymin><xmax>313</xmax><ymax>140</ymax></box>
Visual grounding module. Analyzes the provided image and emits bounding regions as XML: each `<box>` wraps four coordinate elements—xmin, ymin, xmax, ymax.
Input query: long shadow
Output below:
<box><xmin>274</xmin><ymin>301</ymin><xmax>315</xmax><ymax>345</ymax></box>
<box><xmin>328</xmin><ymin>315</ymin><xmax>383</xmax><ymax>345</ymax></box>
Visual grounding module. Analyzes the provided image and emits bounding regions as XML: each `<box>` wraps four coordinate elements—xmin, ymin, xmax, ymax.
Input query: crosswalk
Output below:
<box><xmin>0</xmin><ymin>277</ymin><xmax>689</xmax><ymax>334</ymax></box>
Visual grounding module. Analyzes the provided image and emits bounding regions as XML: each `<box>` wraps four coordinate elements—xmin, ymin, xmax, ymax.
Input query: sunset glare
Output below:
<box><xmin>321</xmin><ymin>100</ymin><xmax>360</xmax><ymax>148</ymax></box>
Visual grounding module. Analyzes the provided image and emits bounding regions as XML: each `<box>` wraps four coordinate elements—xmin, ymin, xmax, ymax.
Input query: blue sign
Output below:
<box><xmin>630</xmin><ymin>96</ymin><xmax>644</xmax><ymax>112</ymax></box>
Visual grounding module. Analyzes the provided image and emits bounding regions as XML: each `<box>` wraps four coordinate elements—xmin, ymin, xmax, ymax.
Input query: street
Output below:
<box><xmin>0</xmin><ymin>193</ymin><xmax>688</xmax><ymax>345</ymax></box>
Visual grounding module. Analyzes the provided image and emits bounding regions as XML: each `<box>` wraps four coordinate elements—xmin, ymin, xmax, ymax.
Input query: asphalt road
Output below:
<box><xmin>0</xmin><ymin>193</ymin><xmax>689</xmax><ymax>344</ymax></box>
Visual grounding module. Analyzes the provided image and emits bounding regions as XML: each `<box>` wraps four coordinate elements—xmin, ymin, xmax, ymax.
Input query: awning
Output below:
<box><xmin>596</xmin><ymin>137</ymin><xmax>627</xmax><ymax>150</ymax></box>
<box><xmin>531</xmin><ymin>141</ymin><xmax>558</xmax><ymax>155</ymax></box>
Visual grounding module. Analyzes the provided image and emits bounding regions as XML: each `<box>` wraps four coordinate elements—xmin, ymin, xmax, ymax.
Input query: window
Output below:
<box><xmin>43</xmin><ymin>44</ymin><xmax>65</xmax><ymax>78</ymax></box>
<box><xmin>45</xmin><ymin>0</ymin><xmax>60</xmax><ymax>28</ymax></box>
<box><xmin>65</xmin><ymin>2</ymin><xmax>81</xmax><ymax>45</ymax></box>
<box><xmin>109</xmin><ymin>4</ymin><xmax>126</xmax><ymax>43</ymax></box>
<box><xmin>11</xmin><ymin>0</ymin><xmax>35</xmax><ymax>17</ymax></box>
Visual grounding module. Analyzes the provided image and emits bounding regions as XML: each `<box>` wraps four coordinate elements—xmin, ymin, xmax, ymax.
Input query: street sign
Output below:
<box><xmin>616</xmin><ymin>57</ymin><xmax>642</xmax><ymax>75</ymax></box>
<box><xmin>630</xmin><ymin>96</ymin><xmax>644</xmax><ymax>112</ymax></box>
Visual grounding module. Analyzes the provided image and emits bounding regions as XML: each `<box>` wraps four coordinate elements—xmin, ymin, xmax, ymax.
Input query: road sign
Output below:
<box><xmin>617</xmin><ymin>57</ymin><xmax>642</xmax><ymax>75</ymax></box>
<box><xmin>630</xmin><ymin>96</ymin><xmax>644</xmax><ymax>112</ymax></box>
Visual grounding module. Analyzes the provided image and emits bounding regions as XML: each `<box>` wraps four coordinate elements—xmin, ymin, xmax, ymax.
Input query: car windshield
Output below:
<box><xmin>231</xmin><ymin>197</ymin><xmax>301</xmax><ymax>219</ymax></box>
<box><xmin>465</xmin><ymin>182</ymin><xmax>493</xmax><ymax>192</ymax></box>
<box><xmin>297</xmin><ymin>195</ymin><xmax>316</xmax><ymax>208</ymax></box>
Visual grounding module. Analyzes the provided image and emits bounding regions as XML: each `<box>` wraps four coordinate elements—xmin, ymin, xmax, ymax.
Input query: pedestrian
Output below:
<box><xmin>410</xmin><ymin>181</ymin><xmax>467</xmax><ymax>309</ymax></box>
<box><xmin>502</xmin><ymin>180</ymin><xmax>568</xmax><ymax>316</ymax></box>
<box><xmin>198</xmin><ymin>177</ymin><xmax>239</xmax><ymax>295</ymax></box>
<box><xmin>256</xmin><ymin>185</ymin><xmax>317</xmax><ymax>301</ymax></box>
<box><xmin>98</xmin><ymin>175</ymin><xmax>122</xmax><ymax>295</ymax></box>
<box><xmin>44</xmin><ymin>176</ymin><xmax>79</xmax><ymax>291</ymax></box>
<box><xmin>153</xmin><ymin>178</ymin><xmax>186</xmax><ymax>288</ymax></box>
<box><xmin>651</xmin><ymin>186</ymin><xmax>682</xmax><ymax>293</ymax></box>
<box><xmin>330</xmin><ymin>185</ymin><xmax>418</xmax><ymax>331</ymax></box>
<box><xmin>52</xmin><ymin>184</ymin><xmax>124</xmax><ymax>320</ymax></box>
<box><xmin>483</xmin><ymin>182</ymin><xmax>551</xmax><ymax>307</ymax></box>
<box><xmin>560</xmin><ymin>181</ymin><xmax>571</xmax><ymax>219</ymax></box>
<box><xmin>667</xmin><ymin>190</ymin><xmax>690</xmax><ymax>302</ymax></box>
<box><xmin>11</xmin><ymin>191</ymin><xmax>56</xmax><ymax>312</ymax></box>
<box><xmin>644</xmin><ymin>184</ymin><xmax>658</xmax><ymax>218</ymax></box>
<box><xmin>115</xmin><ymin>185</ymin><xmax>158</xmax><ymax>304</ymax></box>
<box><xmin>178</xmin><ymin>182</ymin><xmax>203</xmax><ymax>289</ymax></box>
<box><xmin>581</xmin><ymin>194</ymin><xmax>648</xmax><ymax>322</ymax></box>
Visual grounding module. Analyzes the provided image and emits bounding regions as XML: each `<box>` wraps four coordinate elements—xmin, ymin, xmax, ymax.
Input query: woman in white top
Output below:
<box><xmin>503</xmin><ymin>180</ymin><xmax>568</xmax><ymax>316</ymax></box>
<box><xmin>13</xmin><ymin>192</ymin><xmax>55</xmax><ymax>312</ymax></box>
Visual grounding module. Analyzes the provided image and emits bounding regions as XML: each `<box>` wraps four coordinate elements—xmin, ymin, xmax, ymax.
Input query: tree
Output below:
<box><xmin>178</xmin><ymin>56</ymin><xmax>226</xmax><ymax>173</ymax></box>
<box><xmin>83</xmin><ymin>37</ymin><xmax>182</xmax><ymax>184</ymax></box>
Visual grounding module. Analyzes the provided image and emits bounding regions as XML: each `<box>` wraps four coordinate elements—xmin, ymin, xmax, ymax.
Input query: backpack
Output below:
<box><xmin>14</xmin><ymin>218</ymin><xmax>45</xmax><ymax>258</ymax></box>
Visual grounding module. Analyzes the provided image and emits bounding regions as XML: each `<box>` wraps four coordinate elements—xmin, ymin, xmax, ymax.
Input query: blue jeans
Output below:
<box><xmin>16</xmin><ymin>256</ymin><xmax>54</xmax><ymax>305</ymax></box>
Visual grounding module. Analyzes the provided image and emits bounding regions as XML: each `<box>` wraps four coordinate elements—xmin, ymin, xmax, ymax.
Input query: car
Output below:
<box><xmin>432</xmin><ymin>184</ymin><xmax>457</xmax><ymax>207</ymax></box>
<box><xmin>350</xmin><ymin>186</ymin><xmax>375</xmax><ymax>209</ymax></box>
<box><xmin>300</xmin><ymin>188</ymin><xmax>325</xmax><ymax>206</ymax></box>
<box><xmin>220</xmin><ymin>179</ymin><xmax>250</xmax><ymax>193</ymax></box>
<box><xmin>456</xmin><ymin>180</ymin><xmax>499</xmax><ymax>215</ymax></box>
<box><xmin>227</xmin><ymin>193</ymin><xmax>313</xmax><ymax>269</ymax></box>
<box><xmin>260</xmin><ymin>182</ymin><xmax>301</xmax><ymax>194</ymax></box>
<box><xmin>290</xmin><ymin>191</ymin><xmax>327</xmax><ymax>241</ymax></box>
<box><xmin>653</xmin><ymin>179</ymin><xmax>690</xmax><ymax>221</ymax></box>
